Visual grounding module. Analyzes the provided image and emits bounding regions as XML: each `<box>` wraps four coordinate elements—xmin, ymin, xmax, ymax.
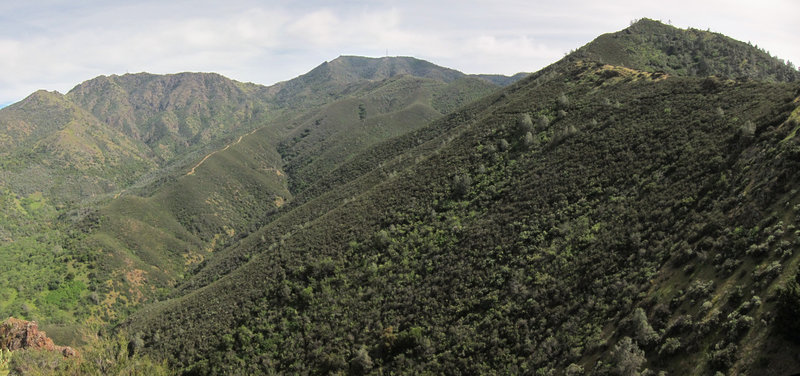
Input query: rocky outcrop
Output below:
<box><xmin>0</xmin><ymin>318</ymin><xmax>78</xmax><ymax>357</ymax></box>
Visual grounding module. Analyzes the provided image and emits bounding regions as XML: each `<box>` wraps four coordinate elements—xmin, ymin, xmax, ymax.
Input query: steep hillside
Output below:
<box><xmin>0</xmin><ymin>55</ymin><xmax>503</xmax><ymax>336</ymax></box>
<box><xmin>66</xmin><ymin>72</ymin><xmax>272</xmax><ymax>163</ymax></box>
<box><xmin>3</xmin><ymin>20</ymin><xmax>799</xmax><ymax>375</ymax></box>
<box><xmin>0</xmin><ymin>74</ymin><xmax>276</xmax><ymax>328</ymax></box>
<box><xmin>279</xmin><ymin>74</ymin><xmax>498</xmax><ymax>193</ymax></box>
<box><xmin>78</xmin><ymin>124</ymin><xmax>291</xmax><ymax>320</ymax></box>
<box><xmin>47</xmin><ymin>57</ymin><xmax>502</xmax><ymax>320</ymax></box>
<box><xmin>0</xmin><ymin>90</ymin><xmax>155</xmax><ymax>204</ymax></box>
<box><xmin>126</xmin><ymin>52</ymin><xmax>800</xmax><ymax>375</ymax></box>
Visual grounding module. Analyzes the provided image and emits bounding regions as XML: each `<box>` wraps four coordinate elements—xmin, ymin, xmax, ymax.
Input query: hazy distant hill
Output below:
<box><xmin>321</xmin><ymin>55</ymin><xmax>467</xmax><ymax>83</ymax></box>
<box><xmin>265</xmin><ymin>55</ymin><xmax>520</xmax><ymax>109</ymax></box>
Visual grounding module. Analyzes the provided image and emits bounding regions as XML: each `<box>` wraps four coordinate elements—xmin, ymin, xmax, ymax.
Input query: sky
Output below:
<box><xmin>1</xmin><ymin>0</ymin><xmax>798</xmax><ymax>107</ymax></box>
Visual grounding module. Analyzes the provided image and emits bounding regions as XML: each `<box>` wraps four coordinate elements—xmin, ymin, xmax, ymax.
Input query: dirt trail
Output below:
<box><xmin>186</xmin><ymin>129</ymin><xmax>258</xmax><ymax>176</ymax></box>
<box><xmin>264</xmin><ymin>167</ymin><xmax>285</xmax><ymax>176</ymax></box>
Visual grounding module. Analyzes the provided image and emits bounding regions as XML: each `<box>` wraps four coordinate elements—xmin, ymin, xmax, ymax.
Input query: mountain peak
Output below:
<box><xmin>21</xmin><ymin>89</ymin><xmax>65</xmax><ymax>105</ymax></box>
<box><xmin>266</xmin><ymin>55</ymin><xmax>472</xmax><ymax>108</ymax></box>
<box><xmin>626</xmin><ymin>17</ymin><xmax>671</xmax><ymax>29</ymax></box>
<box><xmin>322</xmin><ymin>55</ymin><xmax>465</xmax><ymax>83</ymax></box>
<box><xmin>569</xmin><ymin>18</ymin><xmax>799</xmax><ymax>82</ymax></box>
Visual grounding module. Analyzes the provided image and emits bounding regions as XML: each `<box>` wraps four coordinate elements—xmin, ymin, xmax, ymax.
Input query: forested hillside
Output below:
<box><xmin>0</xmin><ymin>57</ymin><xmax>503</xmax><ymax>330</ymax></box>
<box><xmin>2</xmin><ymin>18</ymin><xmax>800</xmax><ymax>375</ymax></box>
<box><xmin>119</xmin><ymin>20</ymin><xmax>800</xmax><ymax>375</ymax></box>
<box><xmin>127</xmin><ymin>56</ymin><xmax>800</xmax><ymax>374</ymax></box>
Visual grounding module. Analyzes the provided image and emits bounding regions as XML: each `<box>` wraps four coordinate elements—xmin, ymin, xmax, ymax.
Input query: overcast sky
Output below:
<box><xmin>1</xmin><ymin>0</ymin><xmax>798</xmax><ymax>106</ymax></box>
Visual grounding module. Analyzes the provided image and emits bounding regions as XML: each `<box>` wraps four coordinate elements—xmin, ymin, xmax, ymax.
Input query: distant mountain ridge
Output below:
<box><xmin>322</xmin><ymin>55</ymin><xmax>467</xmax><ymax>83</ymax></box>
<box><xmin>474</xmin><ymin>72</ymin><xmax>531</xmax><ymax>86</ymax></box>
<box><xmin>0</xmin><ymin>55</ymin><xmax>515</xmax><ymax>204</ymax></box>
<box><xmin>66</xmin><ymin>72</ymin><xmax>270</xmax><ymax>162</ymax></box>
<box><xmin>266</xmin><ymin>55</ymin><xmax>525</xmax><ymax>109</ymax></box>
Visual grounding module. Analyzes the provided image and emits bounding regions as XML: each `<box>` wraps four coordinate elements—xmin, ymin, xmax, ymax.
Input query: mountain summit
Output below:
<box><xmin>324</xmin><ymin>55</ymin><xmax>466</xmax><ymax>83</ymax></box>
<box><xmin>570</xmin><ymin>18</ymin><xmax>799</xmax><ymax>81</ymax></box>
<box><xmin>266</xmin><ymin>55</ymin><xmax>510</xmax><ymax>108</ymax></box>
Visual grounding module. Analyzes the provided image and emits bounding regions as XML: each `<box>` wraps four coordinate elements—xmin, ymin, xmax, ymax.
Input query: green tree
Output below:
<box><xmin>612</xmin><ymin>337</ymin><xmax>645</xmax><ymax>376</ymax></box>
<box><xmin>740</xmin><ymin>120</ymin><xmax>756</xmax><ymax>137</ymax></box>
<box><xmin>557</xmin><ymin>93</ymin><xmax>570</xmax><ymax>108</ymax></box>
<box><xmin>565</xmin><ymin>363</ymin><xmax>584</xmax><ymax>375</ymax></box>
<box><xmin>522</xmin><ymin>131</ymin><xmax>536</xmax><ymax>150</ymax></box>
<box><xmin>497</xmin><ymin>138</ymin><xmax>510</xmax><ymax>151</ymax></box>
<box><xmin>536</xmin><ymin>114</ymin><xmax>550</xmax><ymax>130</ymax></box>
<box><xmin>632</xmin><ymin>308</ymin><xmax>658</xmax><ymax>346</ymax></box>
<box><xmin>358</xmin><ymin>103</ymin><xmax>367</xmax><ymax>120</ymax></box>
<box><xmin>452</xmin><ymin>173</ymin><xmax>472</xmax><ymax>198</ymax></box>
<box><xmin>516</xmin><ymin>113</ymin><xmax>533</xmax><ymax>136</ymax></box>
<box><xmin>349</xmin><ymin>346</ymin><xmax>373</xmax><ymax>375</ymax></box>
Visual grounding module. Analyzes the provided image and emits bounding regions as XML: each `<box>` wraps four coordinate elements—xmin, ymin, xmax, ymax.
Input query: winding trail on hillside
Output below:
<box><xmin>186</xmin><ymin>129</ymin><xmax>258</xmax><ymax>176</ymax></box>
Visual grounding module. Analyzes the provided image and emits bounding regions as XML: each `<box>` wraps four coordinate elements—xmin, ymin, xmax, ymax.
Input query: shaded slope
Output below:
<box><xmin>475</xmin><ymin>72</ymin><xmax>530</xmax><ymax>86</ymax></box>
<box><xmin>278</xmin><ymin>74</ymin><xmax>498</xmax><ymax>193</ymax></box>
<box><xmin>177</xmin><ymin>92</ymin><xmax>492</xmax><ymax>295</ymax></box>
<box><xmin>127</xmin><ymin>58</ymin><xmax>800</xmax><ymax>375</ymax></box>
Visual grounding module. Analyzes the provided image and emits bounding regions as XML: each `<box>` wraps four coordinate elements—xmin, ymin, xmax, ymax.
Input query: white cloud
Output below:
<box><xmin>0</xmin><ymin>0</ymin><xmax>797</xmax><ymax>105</ymax></box>
<box><xmin>287</xmin><ymin>9</ymin><xmax>341</xmax><ymax>46</ymax></box>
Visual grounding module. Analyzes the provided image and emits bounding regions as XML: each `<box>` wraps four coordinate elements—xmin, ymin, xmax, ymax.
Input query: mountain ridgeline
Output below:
<box><xmin>66</xmin><ymin>72</ymin><xmax>271</xmax><ymax>162</ymax></box>
<box><xmin>1</xmin><ymin>18</ymin><xmax>800</xmax><ymax>375</ymax></box>
<box><xmin>0</xmin><ymin>55</ymin><xmax>508</xmax><ymax>328</ymax></box>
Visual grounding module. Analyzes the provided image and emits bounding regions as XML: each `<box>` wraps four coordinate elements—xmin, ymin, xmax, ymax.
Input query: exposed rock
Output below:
<box><xmin>0</xmin><ymin>317</ymin><xmax>78</xmax><ymax>357</ymax></box>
